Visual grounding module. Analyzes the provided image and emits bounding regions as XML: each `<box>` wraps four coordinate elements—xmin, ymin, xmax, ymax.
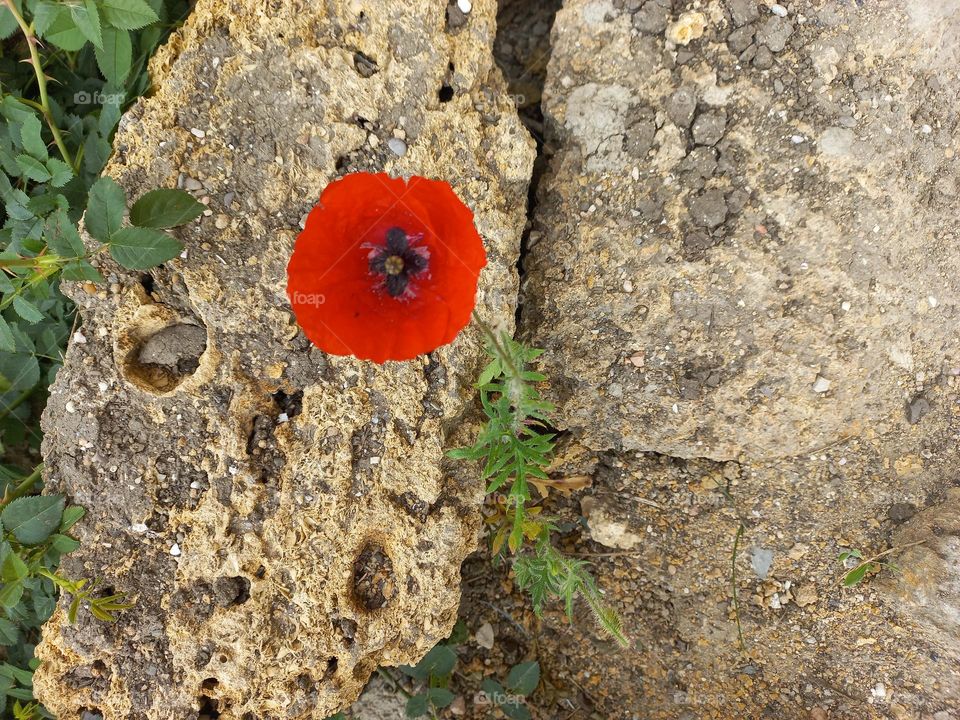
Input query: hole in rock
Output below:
<box><xmin>352</xmin><ymin>543</ymin><xmax>396</xmax><ymax>611</ymax></box>
<box><xmin>79</xmin><ymin>709</ymin><xmax>103</xmax><ymax>720</ymax></box>
<box><xmin>272</xmin><ymin>389</ymin><xmax>303</xmax><ymax>418</ymax></box>
<box><xmin>198</xmin><ymin>696</ymin><xmax>220</xmax><ymax>719</ymax></box>
<box><xmin>353</xmin><ymin>51</ymin><xmax>378</xmax><ymax>77</ymax></box>
<box><xmin>139</xmin><ymin>273</ymin><xmax>155</xmax><ymax>295</ymax></box>
<box><xmin>213</xmin><ymin>576</ymin><xmax>251</xmax><ymax>606</ymax></box>
<box><xmin>438</xmin><ymin>84</ymin><xmax>454</xmax><ymax>102</ymax></box>
<box><xmin>201</xmin><ymin>678</ymin><xmax>219</xmax><ymax>693</ymax></box>
<box><xmin>322</xmin><ymin>656</ymin><xmax>338</xmax><ymax>681</ymax></box>
<box><xmin>124</xmin><ymin>323</ymin><xmax>207</xmax><ymax>393</ymax></box>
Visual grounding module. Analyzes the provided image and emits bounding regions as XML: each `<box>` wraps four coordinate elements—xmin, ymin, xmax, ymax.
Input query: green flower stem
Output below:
<box><xmin>2</xmin><ymin>0</ymin><xmax>75</xmax><ymax>168</ymax></box>
<box><xmin>1</xmin><ymin>462</ymin><xmax>44</xmax><ymax>508</ymax></box>
<box><xmin>0</xmin><ymin>386</ymin><xmax>34</xmax><ymax>423</ymax></box>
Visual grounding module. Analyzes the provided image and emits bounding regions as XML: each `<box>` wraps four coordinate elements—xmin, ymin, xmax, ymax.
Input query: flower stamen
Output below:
<box><xmin>368</xmin><ymin>226</ymin><xmax>429</xmax><ymax>298</ymax></box>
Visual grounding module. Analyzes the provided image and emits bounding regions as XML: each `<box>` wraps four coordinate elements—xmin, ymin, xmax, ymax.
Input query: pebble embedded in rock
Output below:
<box><xmin>692</xmin><ymin>110</ymin><xmax>726</xmax><ymax>146</ymax></box>
<box><xmin>727</xmin><ymin>25</ymin><xmax>755</xmax><ymax>54</ymax></box>
<box><xmin>687</xmin><ymin>188</ymin><xmax>728</xmax><ymax>228</ymax></box>
<box><xmin>756</xmin><ymin>16</ymin><xmax>793</xmax><ymax>53</ymax></box>
<box><xmin>819</xmin><ymin>127</ymin><xmax>855</xmax><ymax>157</ymax></box>
<box><xmin>752</xmin><ymin>547</ymin><xmax>774</xmax><ymax>579</ymax></box>
<box><xmin>666</xmin><ymin>11</ymin><xmax>707</xmax><ymax>46</ymax></box>
<box><xmin>729</xmin><ymin>0</ymin><xmax>760</xmax><ymax>26</ymax></box>
<box><xmin>388</xmin><ymin>137</ymin><xmax>408</xmax><ymax>156</ymax></box>
<box><xmin>632</xmin><ymin>2</ymin><xmax>668</xmax><ymax>34</ymax></box>
<box><xmin>906</xmin><ymin>396</ymin><xmax>931</xmax><ymax>425</ymax></box>
<box><xmin>666</xmin><ymin>85</ymin><xmax>697</xmax><ymax>128</ymax></box>
<box><xmin>812</xmin><ymin>376</ymin><xmax>831</xmax><ymax>393</ymax></box>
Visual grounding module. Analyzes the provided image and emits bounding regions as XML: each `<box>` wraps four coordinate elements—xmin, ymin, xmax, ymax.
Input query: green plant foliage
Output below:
<box><xmin>0</xmin><ymin>0</ymin><xmax>192</xmax><ymax>715</ymax></box>
<box><xmin>450</xmin><ymin>328</ymin><xmax>628</xmax><ymax>646</ymax></box>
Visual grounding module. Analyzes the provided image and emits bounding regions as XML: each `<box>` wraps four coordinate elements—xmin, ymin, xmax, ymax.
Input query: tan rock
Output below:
<box><xmin>34</xmin><ymin>0</ymin><xmax>534</xmax><ymax>718</ymax></box>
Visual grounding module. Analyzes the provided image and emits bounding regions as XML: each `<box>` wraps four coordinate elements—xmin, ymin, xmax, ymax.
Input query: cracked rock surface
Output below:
<box><xmin>34</xmin><ymin>0</ymin><xmax>534</xmax><ymax>718</ymax></box>
<box><xmin>505</xmin><ymin>0</ymin><xmax>960</xmax><ymax>717</ymax></box>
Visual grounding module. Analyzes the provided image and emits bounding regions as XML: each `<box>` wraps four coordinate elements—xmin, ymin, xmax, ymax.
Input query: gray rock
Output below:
<box><xmin>729</xmin><ymin>0</ymin><xmax>760</xmax><ymax>27</ymax></box>
<box><xmin>687</xmin><ymin>188</ymin><xmax>728</xmax><ymax>228</ymax></box>
<box><xmin>632</xmin><ymin>1</ymin><xmax>668</xmax><ymax>34</ymax></box>
<box><xmin>666</xmin><ymin>85</ymin><xmax>698</xmax><ymax>128</ymax></box>
<box><xmin>692</xmin><ymin>110</ymin><xmax>727</xmax><ymax>146</ymax></box>
<box><xmin>728</xmin><ymin>25</ymin><xmax>756</xmax><ymax>54</ymax></box>
<box><xmin>756</xmin><ymin>16</ymin><xmax>794</xmax><ymax>52</ymax></box>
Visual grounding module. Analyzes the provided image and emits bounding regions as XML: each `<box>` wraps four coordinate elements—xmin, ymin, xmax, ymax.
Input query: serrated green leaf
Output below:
<box><xmin>18</xmin><ymin>115</ymin><xmax>47</xmax><ymax>161</ymax></box>
<box><xmin>99</xmin><ymin>0</ymin><xmax>159</xmax><ymax>30</ymax></box>
<box><xmin>426</xmin><ymin>688</ymin><xmax>454</xmax><ymax>708</ymax></box>
<box><xmin>59</xmin><ymin>505</ymin><xmax>85</xmax><ymax>532</ymax></box>
<box><xmin>85</xmin><ymin>176</ymin><xmax>127</xmax><ymax>242</ymax></box>
<box><xmin>32</xmin><ymin>0</ymin><xmax>60</xmax><ymax>35</ymax></box>
<box><xmin>0</xmin><ymin>2</ymin><xmax>19</xmax><ymax>41</ymax></box>
<box><xmin>109</xmin><ymin>226</ymin><xmax>182</xmax><ymax>269</ymax></box>
<box><xmin>11</xmin><ymin>297</ymin><xmax>43</xmax><ymax>324</ymax></box>
<box><xmin>0</xmin><ymin>581</ymin><xmax>23</xmax><ymax>609</ymax></box>
<box><xmin>506</xmin><ymin>661</ymin><xmax>539</xmax><ymax>696</ymax></box>
<box><xmin>43</xmin><ymin>8</ymin><xmax>87</xmax><ymax>51</ymax></box>
<box><xmin>95</xmin><ymin>27</ymin><xmax>132</xmax><ymax>85</ymax></box>
<box><xmin>129</xmin><ymin>188</ymin><xmax>204</xmax><ymax>228</ymax></box>
<box><xmin>15</xmin><ymin>154</ymin><xmax>51</xmax><ymax>183</ymax></box>
<box><xmin>45</xmin><ymin>158</ymin><xmax>74</xmax><ymax>187</ymax></box>
<box><xmin>0</xmin><ymin>552</ymin><xmax>27</xmax><ymax>583</ymax></box>
<box><xmin>0</xmin><ymin>319</ymin><xmax>15</xmax><ymax>354</ymax></box>
<box><xmin>71</xmin><ymin>0</ymin><xmax>103</xmax><ymax>48</ymax></box>
<box><xmin>61</xmin><ymin>259</ymin><xmax>104</xmax><ymax>282</ymax></box>
<box><xmin>45</xmin><ymin>209</ymin><xmax>85</xmax><ymax>257</ymax></box>
<box><xmin>0</xmin><ymin>618</ymin><xmax>18</xmax><ymax>646</ymax></box>
<box><xmin>404</xmin><ymin>693</ymin><xmax>428</xmax><ymax>719</ymax></box>
<box><xmin>1</xmin><ymin>495</ymin><xmax>65</xmax><ymax>545</ymax></box>
<box><xmin>50</xmin><ymin>534</ymin><xmax>81</xmax><ymax>554</ymax></box>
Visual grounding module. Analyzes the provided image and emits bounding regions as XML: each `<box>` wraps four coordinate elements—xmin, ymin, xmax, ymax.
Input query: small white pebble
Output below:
<box><xmin>170</xmin><ymin>543</ymin><xmax>181</xmax><ymax>557</ymax></box>
<box><xmin>921</xmin><ymin>124</ymin><xmax>933</xmax><ymax>134</ymax></box>
<box><xmin>812</xmin><ymin>376</ymin><xmax>831</xmax><ymax>393</ymax></box>
<box><xmin>771</xmin><ymin>3</ymin><xmax>788</xmax><ymax>17</ymax></box>
<box><xmin>190</xmin><ymin>481</ymin><xmax>201</xmax><ymax>490</ymax></box>
<box><xmin>228</xmin><ymin>466</ymin><xmax>239</xmax><ymax>475</ymax></box>
<box><xmin>277</xmin><ymin>412</ymin><xmax>290</xmax><ymax>423</ymax></box>
<box><xmin>190</xmin><ymin>128</ymin><xmax>206</xmax><ymax>139</ymax></box>
<box><xmin>65</xmin><ymin>401</ymin><xmax>76</xmax><ymax>413</ymax></box>
<box><xmin>387</xmin><ymin>138</ymin><xmax>407</xmax><ymax>157</ymax></box>
<box><xmin>840</xmin><ymin>301</ymin><xmax>851</xmax><ymax>311</ymax></box>
<box><xmin>131</xmin><ymin>523</ymin><xmax>148</xmax><ymax>534</ymax></box>
<box><xmin>370</xmin><ymin>456</ymin><xmax>381</xmax><ymax>466</ymax></box>
<box><xmin>98</xmin><ymin>382</ymin><xmax>109</xmax><ymax>392</ymax></box>
<box><xmin>72</xmin><ymin>331</ymin><xmax>87</xmax><ymax>344</ymax></box>
<box><xmin>928</xmin><ymin>295</ymin><xmax>938</xmax><ymax>308</ymax></box>
<box><xmin>623</xmin><ymin>280</ymin><xmax>633</xmax><ymax>292</ymax></box>
<box><xmin>457</xmin><ymin>0</ymin><xmax>472</xmax><ymax>13</ymax></box>
<box><xmin>791</xmin><ymin>135</ymin><xmax>804</xmax><ymax>144</ymax></box>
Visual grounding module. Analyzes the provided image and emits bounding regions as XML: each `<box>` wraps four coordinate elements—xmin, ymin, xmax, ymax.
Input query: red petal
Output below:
<box><xmin>286</xmin><ymin>173</ymin><xmax>485</xmax><ymax>363</ymax></box>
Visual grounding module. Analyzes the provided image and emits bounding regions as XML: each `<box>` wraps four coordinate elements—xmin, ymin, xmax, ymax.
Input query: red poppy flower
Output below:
<box><xmin>286</xmin><ymin>173</ymin><xmax>486</xmax><ymax>363</ymax></box>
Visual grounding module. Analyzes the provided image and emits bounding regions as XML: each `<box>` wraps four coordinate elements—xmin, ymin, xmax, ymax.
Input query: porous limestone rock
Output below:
<box><xmin>34</xmin><ymin>1</ymin><xmax>534</xmax><ymax>718</ymax></box>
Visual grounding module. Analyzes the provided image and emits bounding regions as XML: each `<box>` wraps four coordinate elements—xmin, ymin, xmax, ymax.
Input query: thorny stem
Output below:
<box><xmin>2</xmin><ymin>0</ymin><xmax>75</xmax><ymax>168</ymax></box>
<box><xmin>1</xmin><ymin>462</ymin><xmax>44</xmax><ymax>508</ymax></box>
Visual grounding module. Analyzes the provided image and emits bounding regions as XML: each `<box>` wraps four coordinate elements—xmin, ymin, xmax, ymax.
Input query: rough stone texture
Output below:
<box><xmin>506</xmin><ymin>0</ymin><xmax>960</xmax><ymax>718</ymax></box>
<box><xmin>524</xmin><ymin>0</ymin><xmax>960</xmax><ymax>463</ymax></box>
<box><xmin>883</xmin><ymin>488</ymin><xmax>960</xmax><ymax>661</ymax></box>
<box><xmin>34</xmin><ymin>1</ymin><xmax>534</xmax><ymax>718</ymax></box>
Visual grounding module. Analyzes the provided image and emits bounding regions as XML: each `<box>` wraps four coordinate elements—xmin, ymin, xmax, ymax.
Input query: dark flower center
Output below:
<box><xmin>368</xmin><ymin>227</ymin><xmax>429</xmax><ymax>298</ymax></box>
